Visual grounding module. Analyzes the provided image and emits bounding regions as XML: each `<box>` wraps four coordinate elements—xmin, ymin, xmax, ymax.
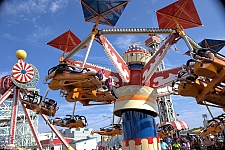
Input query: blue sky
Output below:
<box><xmin>0</xmin><ymin>0</ymin><xmax>225</xmax><ymax>133</ymax></box>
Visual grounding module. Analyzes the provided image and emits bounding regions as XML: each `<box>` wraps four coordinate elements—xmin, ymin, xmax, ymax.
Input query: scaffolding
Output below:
<box><xmin>0</xmin><ymin>96</ymin><xmax>39</xmax><ymax>148</ymax></box>
<box><xmin>145</xmin><ymin>35</ymin><xmax>176</xmax><ymax>123</ymax></box>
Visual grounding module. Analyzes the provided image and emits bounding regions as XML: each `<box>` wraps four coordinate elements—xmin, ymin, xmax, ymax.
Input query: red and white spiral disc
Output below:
<box><xmin>12</xmin><ymin>61</ymin><xmax>34</xmax><ymax>83</ymax></box>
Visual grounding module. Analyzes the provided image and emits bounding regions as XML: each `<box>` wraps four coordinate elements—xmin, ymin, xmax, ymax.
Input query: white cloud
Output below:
<box><xmin>0</xmin><ymin>71</ymin><xmax>11</xmax><ymax>78</ymax></box>
<box><xmin>113</xmin><ymin>35</ymin><xmax>139</xmax><ymax>50</ymax></box>
<box><xmin>6</xmin><ymin>0</ymin><xmax>67</xmax><ymax>15</ymax></box>
<box><xmin>177</xmin><ymin>106</ymin><xmax>224</xmax><ymax>129</ymax></box>
<box><xmin>27</xmin><ymin>26</ymin><xmax>53</xmax><ymax>42</ymax></box>
<box><xmin>50</xmin><ymin>0</ymin><xmax>68</xmax><ymax>13</ymax></box>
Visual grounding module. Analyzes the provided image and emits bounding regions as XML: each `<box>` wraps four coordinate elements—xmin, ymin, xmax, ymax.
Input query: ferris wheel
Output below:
<box><xmin>0</xmin><ymin>50</ymin><xmax>75</xmax><ymax>150</ymax></box>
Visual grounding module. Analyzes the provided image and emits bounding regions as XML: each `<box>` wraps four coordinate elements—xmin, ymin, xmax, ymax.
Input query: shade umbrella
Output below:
<box><xmin>81</xmin><ymin>0</ymin><xmax>129</xmax><ymax>27</ymax></box>
<box><xmin>184</xmin><ymin>38</ymin><xmax>225</xmax><ymax>55</ymax></box>
<box><xmin>157</xmin><ymin>120</ymin><xmax>189</xmax><ymax>131</ymax></box>
<box><xmin>156</xmin><ymin>0</ymin><xmax>202</xmax><ymax>29</ymax></box>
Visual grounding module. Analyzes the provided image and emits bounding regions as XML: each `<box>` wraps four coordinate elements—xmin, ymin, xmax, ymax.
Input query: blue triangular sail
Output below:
<box><xmin>184</xmin><ymin>38</ymin><xmax>225</xmax><ymax>55</ymax></box>
<box><xmin>198</xmin><ymin>39</ymin><xmax>225</xmax><ymax>52</ymax></box>
<box><xmin>81</xmin><ymin>0</ymin><xmax>129</xmax><ymax>26</ymax></box>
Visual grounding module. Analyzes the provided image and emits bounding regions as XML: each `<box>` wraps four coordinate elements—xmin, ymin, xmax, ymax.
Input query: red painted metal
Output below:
<box><xmin>12</xmin><ymin>61</ymin><xmax>34</xmax><ymax>83</ymax></box>
<box><xmin>149</xmin><ymin>64</ymin><xmax>194</xmax><ymax>88</ymax></box>
<box><xmin>41</xmin><ymin>114</ymin><xmax>72</xmax><ymax>148</ymax></box>
<box><xmin>156</xmin><ymin>0</ymin><xmax>202</xmax><ymax>29</ymax></box>
<box><xmin>129</xmin><ymin>69</ymin><xmax>142</xmax><ymax>85</ymax></box>
<box><xmin>47</xmin><ymin>30</ymin><xmax>87</xmax><ymax>52</ymax></box>
<box><xmin>141</xmin><ymin>34</ymin><xmax>179</xmax><ymax>85</ymax></box>
<box><xmin>19</xmin><ymin>92</ymin><xmax>43</xmax><ymax>150</ymax></box>
<box><xmin>41</xmin><ymin>138</ymin><xmax>73</xmax><ymax>145</ymax></box>
<box><xmin>0</xmin><ymin>75</ymin><xmax>12</xmax><ymax>97</ymax></box>
<box><xmin>99</xmin><ymin>35</ymin><xmax>130</xmax><ymax>83</ymax></box>
<box><xmin>9</xmin><ymin>87</ymin><xmax>20</xmax><ymax>144</ymax></box>
<box><xmin>145</xmin><ymin>35</ymin><xmax>161</xmax><ymax>46</ymax></box>
<box><xmin>66</xmin><ymin>60</ymin><xmax>123</xmax><ymax>87</ymax></box>
<box><xmin>0</xmin><ymin>86</ymin><xmax>14</xmax><ymax>104</ymax></box>
<box><xmin>149</xmin><ymin>66</ymin><xmax>183</xmax><ymax>88</ymax></box>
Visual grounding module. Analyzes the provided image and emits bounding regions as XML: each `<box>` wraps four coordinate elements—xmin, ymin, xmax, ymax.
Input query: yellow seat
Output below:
<box><xmin>48</xmin><ymin>79</ymin><xmax>61</xmax><ymax>90</ymax></box>
<box><xmin>178</xmin><ymin>79</ymin><xmax>204</xmax><ymax>97</ymax></box>
<box><xmin>66</xmin><ymin>120</ymin><xmax>86</xmax><ymax>128</ymax></box>
<box><xmin>65</xmin><ymin>88</ymin><xmax>116</xmax><ymax>105</ymax></box>
<box><xmin>204</xmin><ymin>94</ymin><xmax>225</xmax><ymax>107</ymax></box>
<box><xmin>48</xmin><ymin>72</ymin><xmax>102</xmax><ymax>90</ymax></box>
<box><xmin>178</xmin><ymin>83</ymin><xmax>199</xmax><ymax>97</ymax></box>
<box><xmin>99</xmin><ymin>129</ymin><xmax>122</xmax><ymax>136</ymax></box>
<box><xmin>194</xmin><ymin>62</ymin><xmax>217</xmax><ymax>78</ymax></box>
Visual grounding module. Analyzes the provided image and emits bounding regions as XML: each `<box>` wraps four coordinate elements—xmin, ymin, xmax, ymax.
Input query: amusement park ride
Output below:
<box><xmin>1</xmin><ymin>0</ymin><xmax>225</xmax><ymax>149</ymax></box>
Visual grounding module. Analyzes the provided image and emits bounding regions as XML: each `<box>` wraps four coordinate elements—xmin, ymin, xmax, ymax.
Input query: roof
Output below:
<box><xmin>70</xmin><ymin>137</ymin><xmax>97</xmax><ymax>144</ymax></box>
<box><xmin>41</xmin><ymin>138</ymin><xmax>73</xmax><ymax>145</ymax></box>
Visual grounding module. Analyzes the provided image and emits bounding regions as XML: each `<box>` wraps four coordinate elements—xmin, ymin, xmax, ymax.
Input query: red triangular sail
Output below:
<box><xmin>156</xmin><ymin>0</ymin><xmax>203</xmax><ymax>29</ymax></box>
<box><xmin>47</xmin><ymin>30</ymin><xmax>87</xmax><ymax>52</ymax></box>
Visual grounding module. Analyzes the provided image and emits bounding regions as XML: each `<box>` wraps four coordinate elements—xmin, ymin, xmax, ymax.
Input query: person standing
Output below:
<box><xmin>172</xmin><ymin>139</ymin><xmax>181</xmax><ymax>150</ymax></box>
<box><xmin>161</xmin><ymin>139</ymin><xmax>168</xmax><ymax>150</ymax></box>
<box><xmin>117</xmin><ymin>145</ymin><xmax>122</xmax><ymax>150</ymax></box>
<box><xmin>166</xmin><ymin>137</ymin><xmax>172</xmax><ymax>150</ymax></box>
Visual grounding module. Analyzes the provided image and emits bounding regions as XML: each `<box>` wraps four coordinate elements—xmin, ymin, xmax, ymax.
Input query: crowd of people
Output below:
<box><xmin>160</xmin><ymin>133</ymin><xmax>225</xmax><ymax>150</ymax></box>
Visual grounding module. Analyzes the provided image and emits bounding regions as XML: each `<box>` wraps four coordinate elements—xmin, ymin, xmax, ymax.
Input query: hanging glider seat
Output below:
<box><xmin>92</xmin><ymin>124</ymin><xmax>122</xmax><ymax>136</ymax></box>
<box><xmin>203</xmin><ymin>94</ymin><xmax>225</xmax><ymax>107</ymax></box>
<box><xmin>193</xmin><ymin>48</ymin><xmax>225</xmax><ymax>78</ymax></box>
<box><xmin>37</xmin><ymin>99</ymin><xmax>58</xmax><ymax>117</ymax></box>
<box><xmin>178</xmin><ymin>79</ymin><xmax>204</xmax><ymax>97</ymax></box>
<box><xmin>22</xmin><ymin>93</ymin><xmax>58</xmax><ymax>117</ymax></box>
<box><xmin>51</xmin><ymin>117</ymin><xmax>70</xmax><ymax>127</ymax></box>
<box><xmin>51</xmin><ymin>115</ymin><xmax>87</xmax><ymax>128</ymax></box>
<box><xmin>194</xmin><ymin>62</ymin><xmax>218</xmax><ymax>78</ymax></box>
<box><xmin>46</xmin><ymin>64</ymin><xmax>102</xmax><ymax>90</ymax></box>
<box><xmin>66</xmin><ymin>119</ymin><xmax>86</xmax><ymax>128</ymax></box>
<box><xmin>199</xmin><ymin>119</ymin><xmax>222</xmax><ymax>138</ymax></box>
<box><xmin>176</xmin><ymin>67</ymin><xmax>204</xmax><ymax>97</ymax></box>
<box><xmin>21</xmin><ymin>91</ymin><xmax>41</xmax><ymax>110</ymax></box>
<box><xmin>98</xmin><ymin>128</ymin><xmax>122</xmax><ymax>136</ymax></box>
<box><xmin>77</xmin><ymin>90</ymin><xmax>116</xmax><ymax>106</ymax></box>
<box><xmin>64</xmin><ymin>87</ymin><xmax>117</xmax><ymax>105</ymax></box>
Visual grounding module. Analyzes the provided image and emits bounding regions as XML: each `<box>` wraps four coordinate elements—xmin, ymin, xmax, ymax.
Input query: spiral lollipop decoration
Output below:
<box><xmin>12</xmin><ymin>61</ymin><xmax>34</xmax><ymax>83</ymax></box>
<box><xmin>11</xmin><ymin>49</ymin><xmax>39</xmax><ymax>89</ymax></box>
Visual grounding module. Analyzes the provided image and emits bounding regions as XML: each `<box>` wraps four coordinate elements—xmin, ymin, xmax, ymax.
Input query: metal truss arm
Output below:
<box><xmin>0</xmin><ymin>86</ymin><xmax>14</xmax><ymax>105</ymax></box>
<box><xmin>19</xmin><ymin>93</ymin><xmax>43</xmax><ymax>150</ymax></box>
<box><xmin>9</xmin><ymin>87</ymin><xmax>19</xmax><ymax>144</ymax></box>
<box><xmin>141</xmin><ymin>33</ymin><xmax>179</xmax><ymax>85</ymax></box>
<box><xmin>99</xmin><ymin>28</ymin><xmax>175</xmax><ymax>35</ymax></box>
<box><xmin>98</xmin><ymin>35</ymin><xmax>130</xmax><ymax>83</ymax></box>
<box><xmin>149</xmin><ymin>65</ymin><xmax>185</xmax><ymax>88</ymax></box>
<box><xmin>64</xmin><ymin>33</ymin><xmax>92</xmax><ymax>61</ymax></box>
<box><xmin>41</xmin><ymin>114</ymin><xmax>74</xmax><ymax>150</ymax></box>
<box><xmin>196</xmin><ymin>67</ymin><xmax>225</xmax><ymax>104</ymax></box>
<box><xmin>186</xmin><ymin>34</ymin><xmax>201</xmax><ymax>49</ymax></box>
